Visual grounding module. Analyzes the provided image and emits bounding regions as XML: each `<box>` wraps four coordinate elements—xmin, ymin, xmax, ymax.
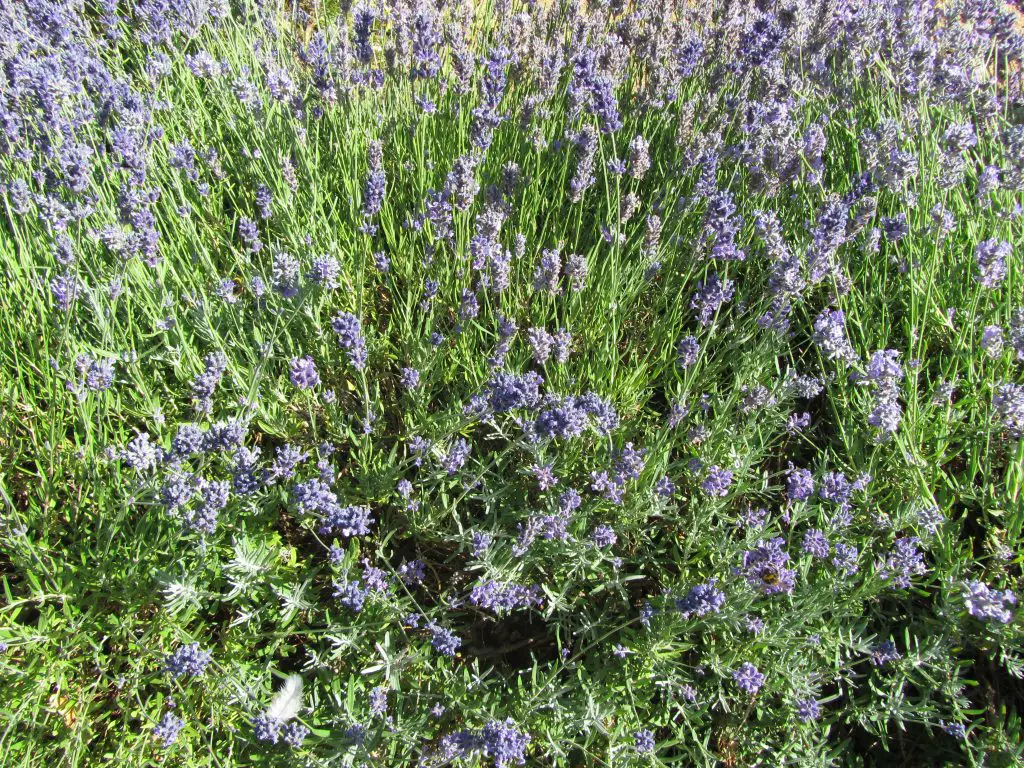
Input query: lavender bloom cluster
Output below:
<box><xmin>963</xmin><ymin>581</ymin><xmax>1017</xmax><ymax>624</ymax></box>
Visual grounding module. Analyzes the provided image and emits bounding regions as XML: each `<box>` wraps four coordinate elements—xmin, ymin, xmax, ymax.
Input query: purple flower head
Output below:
<box><xmin>534</xmin><ymin>397</ymin><xmax>590</xmax><ymax>440</ymax></box>
<box><xmin>655</xmin><ymin>475</ymin><xmax>676</xmax><ymax>497</ymax></box>
<box><xmin>739</xmin><ymin>13</ymin><xmax>785</xmax><ymax>68</ymax></box>
<box><xmin>676</xmin><ymin>36</ymin><xmax>704</xmax><ymax>77</ymax></box>
<box><xmin>589</xmin><ymin>471</ymin><xmax>624</xmax><ymax>505</ymax></box>
<box><xmin>975</xmin><ymin>239</ymin><xmax>1010</xmax><ymax>289</ymax></box>
<box><xmin>182</xmin><ymin>478</ymin><xmax>229</xmax><ymax>535</ymax></box>
<box><xmin>8</xmin><ymin>179</ymin><xmax>31</xmax><ymax>215</ymax></box>
<box><xmin>344</xmin><ymin>723</ymin><xmax>366</xmax><ymax>746</ymax></box>
<box><xmin>469</xmin><ymin>580</ymin><xmax>543</xmax><ymax>613</ymax></box>
<box><xmin>203</xmin><ymin>420</ymin><xmax>246</xmax><ymax>453</ymax></box>
<box><xmin>1005</xmin><ymin>310</ymin><xmax>1023</xmax><ymax>359</ymax></box>
<box><xmin>252</xmin><ymin>713</ymin><xmax>281</xmax><ymax>744</ymax></box>
<box><xmin>398</xmin><ymin>559</ymin><xmax>426</xmax><ymax>585</ymax></box>
<box><xmin>290</xmin><ymin>356</ymin><xmax>320</xmax><ymax>389</ymax></box>
<box><xmin>440</xmin><ymin>438</ymin><xmax>471</xmax><ymax>475</ymax></box>
<box><xmin>363</xmin><ymin>139</ymin><xmax>386</xmax><ymax>219</ymax></box>
<box><xmin>369</xmin><ymin>686</ymin><xmax>388</xmax><ymax>717</ymax></box>
<box><xmin>480</xmin><ymin>719</ymin><xmax>530</xmax><ymax>767</ymax></box>
<box><xmin>634</xmin><ymin>729</ymin><xmax>656</xmax><ymax>754</ymax></box>
<box><xmin>796</xmin><ymin>698</ymin><xmax>821</xmax><ymax>723</ymax></box>
<box><xmin>690</xmin><ymin>273</ymin><xmax>735</xmax><ymax>325</ymax></box>
<box><xmin>361</xmin><ymin>559</ymin><xmax>390</xmax><ymax>593</ymax></box>
<box><xmin>703</xmin><ymin>189</ymin><xmax>744</xmax><ymax>261</ymax></box>
<box><xmin>788</xmin><ymin>412</ymin><xmax>812</xmax><ymax>434</ymax></box>
<box><xmin>832</xmin><ymin>542</ymin><xmax>859</xmax><ymax>576</ymax></box>
<box><xmin>271</xmin><ymin>445</ymin><xmax>309</xmax><ymax>481</ymax></box>
<box><xmin>255</xmin><ymin>184</ymin><xmax>272</xmax><ymax>220</ymax></box>
<box><xmin>471</xmin><ymin>531</ymin><xmax>492</xmax><ymax>556</ymax></box>
<box><xmin>283</xmin><ymin>722</ymin><xmax>309</xmax><ymax>748</ymax></box>
<box><xmin>411</xmin><ymin>4</ymin><xmax>442</xmax><ymax>79</ymax></box>
<box><xmin>164</xmin><ymin>435</ymin><xmax>201</xmax><ymax>476</ymax></box>
<box><xmin>818</xmin><ymin>471</ymin><xmax>852</xmax><ymax>509</ymax></box>
<box><xmin>534</xmin><ymin>247</ymin><xmax>563</xmax><ymax>293</ymax></box>
<box><xmin>250</xmin><ymin>275</ymin><xmax>266</xmax><ymax>297</ymax></box>
<box><xmin>190</xmin><ymin>352</ymin><xmax>228</xmax><ymax>415</ymax></box>
<box><xmin>77</xmin><ymin>355</ymin><xmax>115</xmax><ymax>392</ymax></box>
<box><xmin>866</xmin><ymin>349</ymin><xmax>902</xmax><ymax>381</ymax></box>
<box><xmin>994</xmin><ymin>384</ymin><xmax>1024</xmax><ymax>437</ymax></box>
<box><xmin>916</xmin><ymin>505</ymin><xmax>945</xmax><ymax>536</ymax></box>
<box><xmin>589</xmin><ymin>75</ymin><xmax>622</xmax><ymax>134</ymax></box>
<box><xmin>668</xmin><ymin>399</ymin><xmax>689</xmax><ymax>428</ymax></box>
<box><xmin>484</xmin><ymin>371</ymin><xmax>543</xmax><ymax>414</ymax></box>
<box><xmin>582</xmin><ymin>521</ymin><xmax>615</xmax><ymax>547</ymax></box>
<box><xmin>981</xmin><ymin>326</ymin><xmax>1004</xmax><ymax>358</ymax></box>
<box><xmin>165</xmin><ymin>643</ymin><xmax>212</xmax><ymax>679</ymax></box>
<box><xmin>963</xmin><ymin>580</ymin><xmax>1016</xmax><ymax>624</ymax></box>
<box><xmin>320</xmin><ymin>504</ymin><xmax>374</xmax><ymax>538</ymax></box>
<box><xmin>879</xmin><ymin>536</ymin><xmax>927</xmax><ymax>589</ymax></box>
<box><xmin>868</xmin><ymin>395</ymin><xmax>902</xmax><ymax>438</ymax></box>
<box><xmin>334</xmin><ymin>579</ymin><xmax>369</xmax><ymax>612</ymax></box>
<box><xmin>408</xmin><ymin>436</ymin><xmax>433</xmax><ymax>466</ymax></box>
<box><xmin>429</xmin><ymin>623</ymin><xmax>462</xmax><ymax>657</ymax></box>
<box><xmin>309</xmin><ymin>255</ymin><xmax>341</xmax><ymax>288</ymax></box>
<box><xmin>154</xmin><ymin>712</ymin><xmax>184</xmax><ymax>747</ymax></box>
<box><xmin>577</xmin><ymin>392</ymin><xmax>620</xmax><ymax>434</ymax></box>
<box><xmin>331</xmin><ymin>312</ymin><xmax>368</xmax><ymax>370</ymax></box>
<box><xmin>801</xmin><ymin>529</ymin><xmax>830</xmax><ymax>559</ymax></box>
<box><xmin>942</xmin><ymin>721</ymin><xmax>967</xmax><ymax>740</ymax></box>
<box><xmin>870</xmin><ymin>640</ymin><xmax>901</xmax><ymax>667</ymax></box>
<box><xmin>563</xmin><ymin>252</ymin><xmax>588</xmax><ymax>291</ymax></box>
<box><xmin>552</xmin><ymin>329</ymin><xmax>573</xmax><ymax>363</ymax></box>
<box><xmin>741</xmin><ymin>538</ymin><xmax>796</xmax><ymax>595</ymax></box>
<box><xmin>628</xmin><ymin>134</ymin><xmax>651</xmax><ymax>180</ymax></box>
<box><xmin>530</xmin><ymin>463</ymin><xmax>559</xmax><ymax>491</ymax></box>
<box><xmin>400</xmin><ymin>367</ymin><xmax>421</xmax><ymax>390</ymax></box>
<box><xmin>446</xmin><ymin>155</ymin><xmax>481</xmax><ymax>210</ymax></box>
<box><xmin>786</xmin><ymin>464</ymin><xmax>814</xmax><ymax>502</ymax></box>
<box><xmin>881</xmin><ymin>213</ymin><xmax>908</xmax><ymax>242</ymax></box>
<box><xmin>292</xmin><ymin>478</ymin><xmax>337</xmax><ymax>516</ymax></box>
<box><xmin>943</xmin><ymin>122</ymin><xmax>977</xmax><ymax>153</ymax></box>
<box><xmin>732</xmin><ymin>662</ymin><xmax>766</xmax><ymax>694</ymax></box>
<box><xmin>238</xmin><ymin>217</ymin><xmax>263</xmax><ymax>253</ymax></box>
<box><xmin>527</xmin><ymin>327</ymin><xmax>553</xmax><ymax>364</ymax></box>
<box><xmin>740</xmin><ymin>384</ymin><xmax>775</xmax><ymax>414</ymax></box>
<box><xmin>352</xmin><ymin>4</ymin><xmax>376</xmax><ymax>64</ymax></box>
<box><xmin>677</xmin><ymin>336</ymin><xmax>700</xmax><ymax>368</ymax></box>
<box><xmin>812</xmin><ymin>309</ymin><xmax>856</xmax><ymax>364</ymax></box>
<box><xmin>459</xmin><ymin>289</ymin><xmax>480</xmax><ymax>325</ymax></box>
<box><xmin>558</xmin><ymin>488</ymin><xmax>582</xmax><ymax>514</ymax></box>
<box><xmin>613</xmin><ymin>442</ymin><xmax>646</xmax><ymax>482</ymax></box>
<box><xmin>272</xmin><ymin>252</ymin><xmax>301</xmax><ymax>298</ymax></box>
<box><xmin>741</xmin><ymin>506</ymin><xmax>768</xmax><ymax>529</ymax></box>
<box><xmin>675</xmin><ymin>580</ymin><xmax>725</xmax><ymax>618</ymax></box>
<box><xmin>701</xmin><ymin>466</ymin><xmax>733</xmax><ymax>497</ymax></box>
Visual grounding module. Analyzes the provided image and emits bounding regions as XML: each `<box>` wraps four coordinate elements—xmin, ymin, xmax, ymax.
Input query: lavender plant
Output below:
<box><xmin>0</xmin><ymin>0</ymin><xmax>1022</xmax><ymax>766</ymax></box>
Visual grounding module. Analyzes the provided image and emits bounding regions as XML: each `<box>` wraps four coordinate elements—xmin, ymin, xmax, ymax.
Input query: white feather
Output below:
<box><xmin>265</xmin><ymin>674</ymin><xmax>303</xmax><ymax>723</ymax></box>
